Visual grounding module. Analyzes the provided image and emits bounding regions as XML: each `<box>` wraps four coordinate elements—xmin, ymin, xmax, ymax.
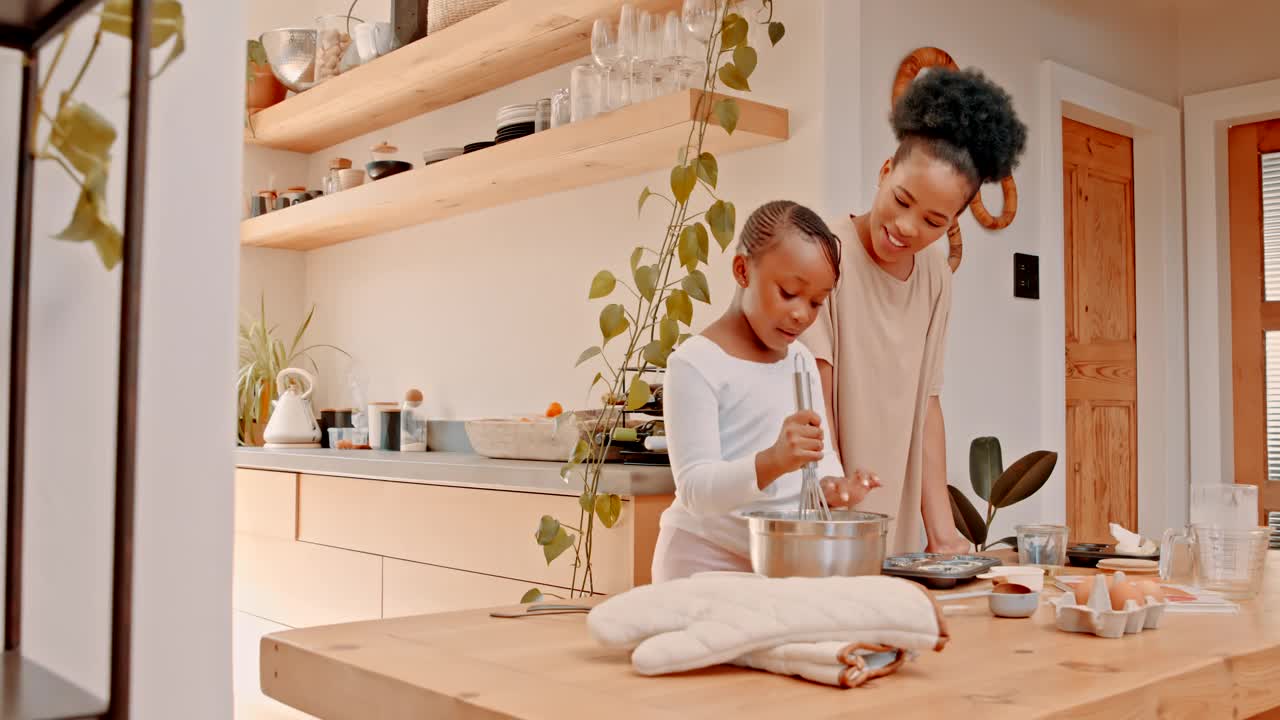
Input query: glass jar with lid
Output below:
<box><xmin>324</xmin><ymin>157</ymin><xmax>352</xmax><ymax>194</ymax></box>
<box><xmin>315</xmin><ymin>14</ymin><xmax>362</xmax><ymax>84</ymax></box>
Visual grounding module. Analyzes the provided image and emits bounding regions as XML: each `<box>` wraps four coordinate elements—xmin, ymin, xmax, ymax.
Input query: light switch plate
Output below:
<box><xmin>1014</xmin><ymin>252</ymin><xmax>1039</xmax><ymax>299</ymax></box>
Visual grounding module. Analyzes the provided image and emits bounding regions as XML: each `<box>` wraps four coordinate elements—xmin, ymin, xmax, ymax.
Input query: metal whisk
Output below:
<box><xmin>794</xmin><ymin>355</ymin><xmax>832</xmax><ymax>521</ymax></box>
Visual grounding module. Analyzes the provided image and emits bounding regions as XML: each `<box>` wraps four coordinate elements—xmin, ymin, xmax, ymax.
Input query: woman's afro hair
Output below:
<box><xmin>890</xmin><ymin>67</ymin><xmax>1027</xmax><ymax>187</ymax></box>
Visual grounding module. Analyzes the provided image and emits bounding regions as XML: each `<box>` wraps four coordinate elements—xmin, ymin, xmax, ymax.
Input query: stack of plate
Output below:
<box><xmin>496</xmin><ymin>103</ymin><xmax>537</xmax><ymax>144</ymax></box>
<box><xmin>463</xmin><ymin>141</ymin><xmax>495</xmax><ymax>154</ymax></box>
<box><xmin>423</xmin><ymin>147</ymin><xmax>463</xmax><ymax>166</ymax></box>
<box><xmin>1270</xmin><ymin>511</ymin><xmax>1280</xmax><ymax>549</ymax></box>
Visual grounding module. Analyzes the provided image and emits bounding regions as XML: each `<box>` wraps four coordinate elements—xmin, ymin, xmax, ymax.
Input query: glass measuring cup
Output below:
<box><xmin>1160</xmin><ymin>524</ymin><xmax>1268</xmax><ymax>599</ymax></box>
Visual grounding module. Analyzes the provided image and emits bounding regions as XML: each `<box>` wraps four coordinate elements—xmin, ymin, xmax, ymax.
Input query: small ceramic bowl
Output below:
<box><xmin>988</xmin><ymin>583</ymin><xmax>1040</xmax><ymax>618</ymax></box>
<box><xmin>338</xmin><ymin>168</ymin><xmax>366</xmax><ymax>190</ymax></box>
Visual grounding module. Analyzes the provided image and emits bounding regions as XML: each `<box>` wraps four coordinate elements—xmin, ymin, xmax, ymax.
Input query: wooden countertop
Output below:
<box><xmin>260</xmin><ymin>554</ymin><xmax>1280</xmax><ymax>719</ymax></box>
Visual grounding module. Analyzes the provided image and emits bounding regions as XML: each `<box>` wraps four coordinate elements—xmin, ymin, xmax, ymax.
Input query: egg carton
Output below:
<box><xmin>1050</xmin><ymin>571</ymin><xmax>1167</xmax><ymax>639</ymax></box>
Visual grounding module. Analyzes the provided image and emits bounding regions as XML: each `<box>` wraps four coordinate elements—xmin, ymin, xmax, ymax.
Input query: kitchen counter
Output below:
<box><xmin>235</xmin><ymin>447</ymin><xmax>675</xmax><ymax>497</ymax></box>
<box><xmin>259</xmin><ymin>553</ymin><xmax>1280</xmax><ymax>719</ymax></box>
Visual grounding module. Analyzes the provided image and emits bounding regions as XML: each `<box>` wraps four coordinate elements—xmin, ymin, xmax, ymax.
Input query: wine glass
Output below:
<box><xmin>632</xmin><ymin>11</ymin><xmax>660</xmax><ymax>102</ymax></box>
<box><xmin>591</xmin><ymin>18</ymin><xmax>623</xmax><ymax>68</ymax></box>
<box><xmin>682</xmin><ymin>0</ymin><xmax>717</xmax><ymax>45</ymax></box>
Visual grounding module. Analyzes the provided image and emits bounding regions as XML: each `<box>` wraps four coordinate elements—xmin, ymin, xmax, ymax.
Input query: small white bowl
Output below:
<box><xmin>988</xmin><ymin>586</ymin><xmax>1040</xmax><ymax>618</ymax></box>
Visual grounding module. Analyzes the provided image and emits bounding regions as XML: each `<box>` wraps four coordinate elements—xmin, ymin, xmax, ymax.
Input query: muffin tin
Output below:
<box><xmin>881</xmin><ymin>552</ymin><xmax>1003</xmax><ymax>588</ymax></box>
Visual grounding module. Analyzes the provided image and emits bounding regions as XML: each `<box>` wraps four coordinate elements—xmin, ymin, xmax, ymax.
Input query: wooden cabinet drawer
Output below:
<box><xmin>235</xmin><ymin>469</ymin><xmax>297</xmax><ymax>539</ymax></box>
<box><xmin>383</xmin><ymin>559</ymin><xmax>536</xmax><ymax>618</ymax></box>
<box><xmin>298</xmin><ymin>474</ymin><xmax>633</xmax><ymax>593</ymax></box>
<box><xmin>233</xmin><ymin>533</ymin><xmax>381</xmax><ymax>628</ymax></box>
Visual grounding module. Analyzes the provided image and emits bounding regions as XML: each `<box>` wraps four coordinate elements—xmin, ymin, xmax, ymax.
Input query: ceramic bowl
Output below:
<box><xmin>366</xmin><ymin>160</ymin><xmax>413</xmax><ymax>181</ymax></box>
<box><xmin>977</xmin><ymin>566</ymin><xmax>1046</xmax><ymax>592</ymax></box>
<box><xmin>988</xmin><ymin>584</ymin><xmax>1040</xmax><ymax>618</ymax></box>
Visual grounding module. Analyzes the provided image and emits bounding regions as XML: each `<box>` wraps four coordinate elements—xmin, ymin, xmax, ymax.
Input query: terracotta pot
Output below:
<box><xmin>247</xmin><ymin>64</ymin><xmax>287</xmax><ymax>114</ymax></box>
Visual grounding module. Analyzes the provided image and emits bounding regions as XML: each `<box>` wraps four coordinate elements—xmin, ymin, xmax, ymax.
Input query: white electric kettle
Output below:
<box><xmin>262</xmin><ymin>368</ymin><xmax>322</xmax><ymax>448</ymax></box>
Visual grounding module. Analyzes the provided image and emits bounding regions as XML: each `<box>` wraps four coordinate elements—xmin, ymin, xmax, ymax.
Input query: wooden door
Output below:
<box><xmin>1062</xmin><ymin>117</ymin><xmax>1138</xmax><ymax>544</ymax></box>
<box><xmin>1228</xmin><ymin>118</ymin><xmax>1280</xmax><ymax>523</ymax></box>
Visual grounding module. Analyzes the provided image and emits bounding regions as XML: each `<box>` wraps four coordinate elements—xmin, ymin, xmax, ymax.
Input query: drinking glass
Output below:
<box><xmin>631</xmin><ymin>11</ymin><xmax>660</xmax><ymax>102</ymax></box>
<box><xmin>1015</xmin><ymin>524</ymin><xmax>1069</xmax><ymax>568</ymax></box>
<box><xmin>570</xmin><ymin>64</ymin><xmax>602</xmax><ymax>123</ymax></box>
<box><xmin>682</xmin><ymin>0</ymin><xmax>717</xmax><ymax>44</ymax></box>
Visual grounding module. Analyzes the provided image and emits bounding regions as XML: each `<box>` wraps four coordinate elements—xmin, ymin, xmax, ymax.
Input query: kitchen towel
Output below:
<box><xmin>586</xmin><ymin>572</ymin><xmax>948</xmax><ymax>687</ymax></box>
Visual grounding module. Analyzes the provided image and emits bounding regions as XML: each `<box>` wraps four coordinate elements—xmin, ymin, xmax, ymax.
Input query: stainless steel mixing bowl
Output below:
<box><xmin>259</xmin><ymin>28</ymin><xmax>317</xmax><ymax>93</ymax></box>
<box><xmin>742</xmin><ymin>509</ymin><xmax>890</xmax><ymax>578</ymax></box>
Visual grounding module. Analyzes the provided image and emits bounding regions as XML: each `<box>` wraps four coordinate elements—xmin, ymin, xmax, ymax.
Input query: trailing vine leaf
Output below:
<box><xmin>626</xmin><ymin>378</ymin><xmax>651</xmax><ymax>411</ymax></box>
<box><xmin>599</xmin><ymin>304</ymin><xmax>629</xmax><ymax>344</ymax></box>
<box><xmin>630</xmin><ymin>246</ymin><xmax>645</xmax><ymax>272</ymax></box>
<box><xmin>589</xmin><ymin>270</ymin><xmax>616</xmax><ymax>299</ymax></box>
<box><xmin>101</xmin><ymin>0</ymin><xmax>187</xmax><ymax>78</ymax></box>
<box><xmin>718</xmin><ymin>63</ymin><xmax>751</xmax><ymax>92</ymax></box>
<box><xmin>677</xmin><ymin>145</ymin><xmax>688</xmax><ymax>165</ymax></box>
<box><xmin>589</xmin><ymin>372</ymin><xmax>604</xmax><ymax>390</ymax></box>
<box><xmin>708</xmin><ymin>200</ymin><xmax>736</xmax><ymax>249</ymax></box>
<box><xmin>696</xmin><ymin>152</ymin><xmax>718</xmax><ymax>189</ymax></box>
<box><xmin>635</xmin><ymin>264</ymin><xmax>658</xmax><ymax>302</ymax></box>
<box><xmin>638</xmin><ymin>187</ymin><xmax>653</xmax><ymax>216</ymax></box>
<box><xmin>51</xmin><ymin>102</ymin><xmax>116</xmax><ymax>177</ymax></box>
<box><xmin>643</xmin><ymin>340</ymin><xmax>669</xmax><ymax>369</ymax></box>
<box><xmin>543</xmin><ymin>527</ymin><xmax>574</xmax><ymax>564</ymax></box>
<box><xmin>769</xmin><ymin>22</ymin><xmax>785</xmax><ymax>46</ymax></box>
<box><xmin>579</xmin><ymin>491</ymin><xmax>595</xmax><ymax>513</ymax></box>
<box><xmin>569</xmin><ymin>439</ymin><xmax>590</xmax><ymax>465</ymax></box>
<box><xmin>576</xmin><ymin>346</ymin><xmax>602</xmax><ymax>367</ymax></box>
<box><xmin>670</xmin><ymin>164</ymin><xmax>697</xmax><ymax>205</ymax></box>
<box><xmin>54</xmin><ymin>168</ymin><xmax>122</xmax><ymax>269</ymax></box>
<box><xmin>720</xmin><ymin>13</ymin><xmax>748</xmax><ymax>49</ymax></box>
<box><xmin>947</xmin><ymin>486</ymin><xmax>988</xmax><ymax>547</ymax></box>
<box><xmin>693</xmin><ymin>222</ymin><xmax>709</xmax><ymax>262</ymax></box>
<box><xmin>660</xmin><ymin>316</ymin><xmax>679</xmax><ymax>350</ymax></box>
<box><xmin>714</xmin><ymin>98</ymin><xmax>740</xmax><ymax>135</ymax></box>
<box><xmin>683</xmin><ymin>269</ymin><xmax>711</xmax><ymax>303</ymax></box>
<box><xmin>595</xmin><ymin>494</ymin><xmax>622</xmax><ymax>529</ymax></box>
<box><xmin>535</xmin><ymin>515</ymin><xmax>561</xmax><ymax>546</ymax></box>
<box><xmin>521</xmin><ymin>588</ymin><xmax>544</xmax><ymax>604</ymax></box>
<box><xmin>733</xmin><ymin>46</ymin><xmax>758</xmax><ymax>79</ymax></box>
<box><xmin>666</xmin><ymin>290</ymin><xmax>693</xmax><ymax>325</ymax></box>
<box><xmin>678</xmin><ymin>333</ymin><xmax>693</xmax><ymax>345</ymax></box>
<box><xmin>678</xmin><ymin>226</ymin><xmax>700</xmax><ymax>272</ymax></box>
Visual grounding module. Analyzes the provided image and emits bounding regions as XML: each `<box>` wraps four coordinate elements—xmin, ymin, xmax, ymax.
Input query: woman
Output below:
<box><xmin>803</xmin><ymin>67</ymin><xmax>1028</xmax><ymax>555</ymax></box>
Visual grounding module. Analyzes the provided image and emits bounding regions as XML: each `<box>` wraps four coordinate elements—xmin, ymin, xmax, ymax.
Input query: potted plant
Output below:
<box><xmin>948</xmin><ymin>436</ymin><xmax>1059</xmax><ymax>551</ymax></box>
<box><xmin>246</xmin><ymin>38</ymin><xmax>286</xmax><ymax>116</ymax></box>
<box><xmin>237</xmin><ymin>296</ymin><xmax>348</xmax><ymax>446</ymax></box>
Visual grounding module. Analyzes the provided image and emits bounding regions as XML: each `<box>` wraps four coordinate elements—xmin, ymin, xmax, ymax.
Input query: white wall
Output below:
<box><xmin>0</xmin><ymin>1</ymin><xmax>240</xmax><ymax>716</ymax></box>
<box><xmin>242</xmin><ymin>1</ymin><xmax>828</xmax><ymax>416</ymax></box>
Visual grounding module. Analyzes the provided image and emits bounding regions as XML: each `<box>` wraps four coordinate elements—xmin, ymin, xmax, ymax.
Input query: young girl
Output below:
<box><xmin>803</xmin><ymin>67</ymin><xmax>1028</xmax><ymax>555</ymax></box>
<box><xmin>651</xmin><ymin>200</ymin><xmax>880</xmax><ymax>582</ymax></box>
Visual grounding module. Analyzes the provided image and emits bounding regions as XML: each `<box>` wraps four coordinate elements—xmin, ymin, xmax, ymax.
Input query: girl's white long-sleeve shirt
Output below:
<box><xmin>658</xmin><ymin>335</ymin><xmax>845</xmax><ymax>558</ymax></box>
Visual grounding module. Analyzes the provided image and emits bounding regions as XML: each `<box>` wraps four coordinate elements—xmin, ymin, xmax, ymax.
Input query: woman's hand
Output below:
<box><xmin>820</xmin><ymin>469</ymin><xmax>881</xmax><ymax>508</ymax></box>
<box><xmin>755</xmin><ymin>410</ymin><xmax>824</xmax><ymax>488</ymax></box>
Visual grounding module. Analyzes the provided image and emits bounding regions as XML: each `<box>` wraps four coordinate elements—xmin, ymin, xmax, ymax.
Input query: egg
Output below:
<box><xmin>1137</xmin><ymin>579</ymin><xmax>1166</xmax><ymax>603</ymax></box>
<box><xmin>1073</xmin><ymin>575</ymin><xmax>1110</xmax><ymax>606</ymax></box>
<box><xmin>1108</xmin><ymin>579</ymin><xmax>1144</xmax><ymax>610</ymax></box>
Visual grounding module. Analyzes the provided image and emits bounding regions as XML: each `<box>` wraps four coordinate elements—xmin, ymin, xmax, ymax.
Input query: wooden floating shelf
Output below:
<box><xmin>246</xmin><ymin>0</ymin><xmax>682</xmax><ymax>153</ymax></box>
<box><xmin>240</xmin><ymin>90</ymin><xmax>790</xmax><ymax>251</ymax></box>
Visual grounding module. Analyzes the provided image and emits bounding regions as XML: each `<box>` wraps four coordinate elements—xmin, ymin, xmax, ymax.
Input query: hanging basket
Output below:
<box><xmin>428</xmin><ymin>0</ymin><xmax>506</xmax><ymax>33</ymax></box>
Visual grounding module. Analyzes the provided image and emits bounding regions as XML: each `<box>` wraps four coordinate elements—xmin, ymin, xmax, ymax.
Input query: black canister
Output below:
<box><xmin>320</xmin><ymin>408</ymin><xmax>356</xmax><ymax>448</ymax></box>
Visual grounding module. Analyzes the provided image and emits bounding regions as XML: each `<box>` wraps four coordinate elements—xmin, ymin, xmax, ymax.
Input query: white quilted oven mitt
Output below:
<box><xmin>586</xmin><ymin>572</ymin><xmax>948</xmax><ymax>687</ymax></box>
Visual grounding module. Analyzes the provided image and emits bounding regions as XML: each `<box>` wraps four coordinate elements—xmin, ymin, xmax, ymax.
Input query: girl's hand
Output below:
<box><xmin>756</xmin><ymin>411</ymin><xmax>825</xmax><ymax>486</ymax></box>
<box><xmin>820</xmin><ymin>469</ymin><xmax>881</xmax><ymax>508</ymax></box>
